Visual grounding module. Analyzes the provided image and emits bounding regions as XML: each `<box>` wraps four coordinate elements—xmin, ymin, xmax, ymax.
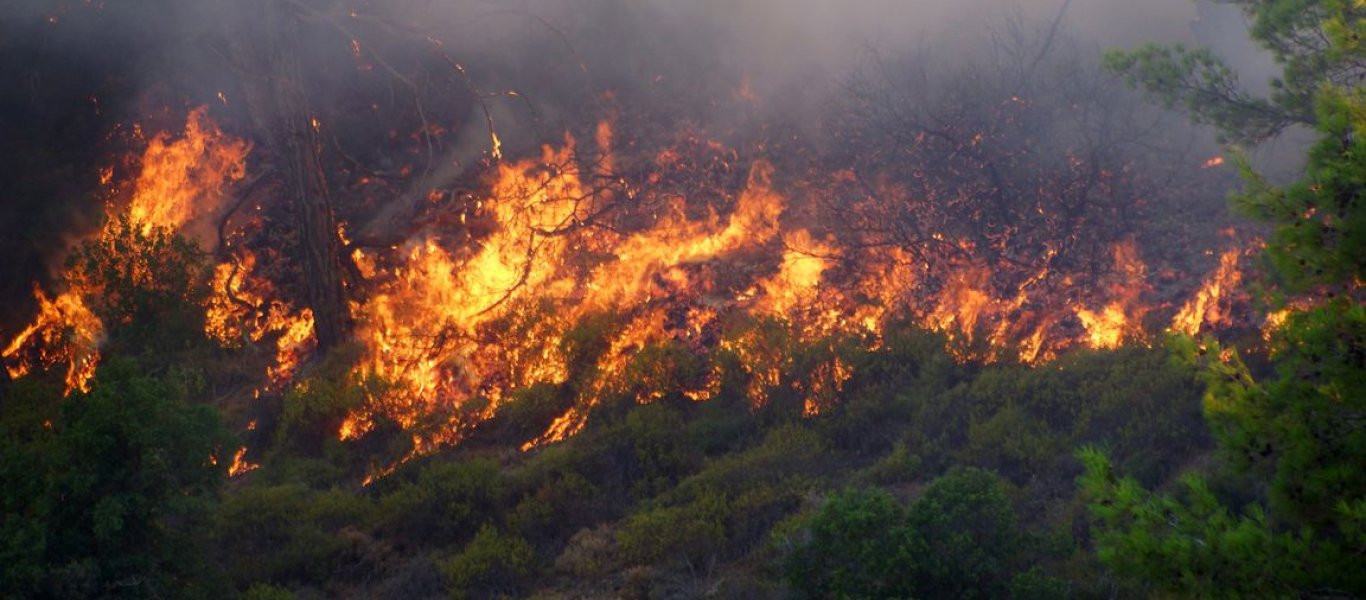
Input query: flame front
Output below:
<box><xmin>341</xmin><ymin>126</ymin><xmax>1262</xmax><ymax>461</ymax></box>
<box><xmin>4</xmin><ymin>107</ymin><xmax>252</xmax><ymax>395</ymax></box>
<box><xmin>1171</xmin><ymin>249</ymin><xmax>1244</xmax><ymax>336</ymax></box>
<box><xmin>3</xmin><ymin>107</ymin><xmax>1276</xmax><ymax>476</ymax></box>
<box><xmin>2</xmin><ymin>286</ymin><xmax>104</xmax><ymax>394</ymax></box>
<box><xmin>351</xmin><ymin>128</ymin><xmax>788</xmax><ymax>449</ymax></box>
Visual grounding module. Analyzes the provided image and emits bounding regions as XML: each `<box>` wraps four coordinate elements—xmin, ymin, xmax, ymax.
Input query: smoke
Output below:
<box><xmin>347</xmin><ymin>0</ymin><xmax>1274</xmax><ymax>151</ymax></box>
<box><xmin>0</xmin><ymin>0</ymin><xmax>1277</xmax><ymax>331</ymax></box>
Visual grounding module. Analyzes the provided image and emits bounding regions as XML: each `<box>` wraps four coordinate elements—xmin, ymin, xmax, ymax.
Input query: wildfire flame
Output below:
<box><xmin>3</xmin><ymin>104</ymin><xmax>1277</xmax><ymax>479</ymax></box>
<box><xmin>4</xmin><ymin>106</ymin><xmax>252</xmax><ymax>395</ymax></box>
<box><xmin>127</xmin><ymin>106</ymin><xmax>251</xmax><ymax>235</ymax></box>
<box><xmin>1171</xmin><ymin>249</ymin><xmax>1244</xmax><ymax>337</ymax></box>
<box><xmin>2</xmin><ymin>286</ymin><xmax>104</xmax><ymax>394</ymax></box>
<box><xmin>1075</xmin><ymin>240</ymin><xmax>1151</xmax><ymax>350</ymax></box>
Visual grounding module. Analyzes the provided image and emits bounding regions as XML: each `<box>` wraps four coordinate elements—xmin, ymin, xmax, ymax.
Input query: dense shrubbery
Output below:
<box><xmin>1</xmin><ymin>360</ymin><xmax>233</xmax><ymax>598</ymax></box>
<box><xmin>3</xmin><ymin>271</ymin><xmax>1220</xmax><ymax>598</ymax></box>
<box><xmin>782</xmin><ymin>468</ymin><xmax>1067</xmax><ymax>599</ymax></box>
<box><xmin>0</xmin><ymin>156</ymin><xmax>1236</xmax><ymax>599</ymax></box>
<box><xmin>212</xmin><ymin>326</ymin><xmax>1211</xmax><ymax>597</ymax></box>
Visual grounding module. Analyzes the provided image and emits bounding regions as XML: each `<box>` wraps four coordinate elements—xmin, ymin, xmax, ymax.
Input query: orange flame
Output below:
<box><xmin>227</xmin><ymin>446</ymin><xmax>259</xmax><ymax>477</ymax></box>
<box><xmin>5</xmin><ymin>107</ymin><xmax>252</xmax><ymax>395</ymax></box>
<box><xmin>1075</xmin><ymin>240</ymin><xmax>1151</xmax><ymax>349</ymax></box>
<box><xmin>2</xmin><ymin>286</ymin><xmax>104</xmax><ymax>394</ymax></box>
<box><xmin>1171</xmin><ymin>249</ymin><xmax>1243</xmax><ymax>336</ymax></box>
<box><xmin>127</xmin><ymin>106</ymin><xmax>251</xmax><ymax>235</ymax></box>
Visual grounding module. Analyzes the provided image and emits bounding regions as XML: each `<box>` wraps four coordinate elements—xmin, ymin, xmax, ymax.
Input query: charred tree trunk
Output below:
<box><xmin>274</xmin><ymin>84</ymin><xmax>349</xmax><ymax>351</ymax></box>
<box><xmin>225</xmin><ymin>0</ymin><xmax>349</xmax><ymax>351</ymax></box>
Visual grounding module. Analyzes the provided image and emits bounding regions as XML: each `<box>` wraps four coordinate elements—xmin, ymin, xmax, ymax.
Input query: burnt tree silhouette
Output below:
<box><xmin>222</xmin><ymin>0</ymin><xmax>350</xmax><ymax>351</ymax></box>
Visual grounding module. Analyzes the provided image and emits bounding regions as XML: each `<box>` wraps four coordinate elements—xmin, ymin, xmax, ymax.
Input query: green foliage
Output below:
<box><xmin>68</xmin><ymin>217</ymin><xmax>211</xmax><ymax>360</ymax></box>
<box><xmin>906</xmin><ymin>467</ymin><xmax>1028</xmax><ymax>599</ymax></box>
<box><xmin>375</xmin><ymin>458</ymin><xmax>505</xmax><ymax>546</ymax></box>
<box><xmin>854</xmin><ymin>441</ymin><xmax>923</xmax><ymax>486</ymax></box>
<box><xmin>272</xmin><ymin>357</ymin><xmax>370</xmax><ymax>456</ymax></box>
<box><xmin>815</xmin><ymin>328</ymin><xmax>959</xmax><ymax>456</ymax></box>
<box><xmin>613</xmin><ymin>424</ymin><xmax>828</xmax><ymax>569</ymax></box>
<box><xmin>507</xmin><ymin>468</ymin><xmax>601</xmax><ymax>542</ymax></box>
<box><xmin>668</xmin><ymin>423</ymin><xmax>827</xmax><ymax>501</ymax></box>
<box><xmin>617</xmin><ymin>487</ymin><xmax>731</xmax><ymax>566</ymax></box>
<box><xmin>962</xmin><ymin>402</ymin><xmax>1065</xmax><ymax>480</ymax></box>
<box><xmin>215</xmin><ymin>482</ymin><xmax>373</xmax><ymax>588</ymax></box>
<box><xmin>948</xmin><ymin>346</ymin><xmax>1208</xmax><ymax>485</ymax></box>
<box><xmin>625</xmin><ymin>402</ymin><xmax>697</xmax><ymax>497</ymax></box>
<box><xmin>1078</xmin><ymin>448</ymin><xmax>1353</xmax><ymax>598</ymax></box>
<box><xmin>619</xmin><ymin>340</ymin><xmax>710</xmax><ymax>403</ymax></box>
<box><xmin>441</xmin><ymin>524</ymin><xmax>534</xmax><ymax>600</ymax></box>
<box><xmin>1103</xmin><ymin>0</ymin><xmax>1364</xmax><ymax>144</ymax></box>
<box><xmin>1234</xmin><ymin>86</ymin><xmax>1366</xmax><ymax>289</ymax></box>
<box><xmin>1102</xmin><ymin>43</ymin><xmax>1299</xmax><ymax>144</ymax></box>
<box><xmin>783</xmin><ymin>468</ymin><xmax>1057</xmax><ymax>600</ymax></box>
<box><xmin>782</xmin><ymin>487</ymin><xmax>918</xmax><ymax>599</ymax></box>
<box><xmin>485</xmin><ymin>381</ymin><xmax>574</xmax><ymax>443</ymax></box>
<box><xmin>0</xmin><ymin>359</ymin><xmax>232</xmax><ymax>598</ymax></box>
<box><xmin>684</xmin><ymin>386</ymin><xmax>757</xmax><ymax>456</ymax></box>
<box><xmin>1089</xmin><ymin>3</ymin><xmax>1366</xmax><ymax>597</ymax></box>
<box><xmin>0</xmin><ymin>379</ymin><xmax>63</xmax><ymax>597</ymax></box>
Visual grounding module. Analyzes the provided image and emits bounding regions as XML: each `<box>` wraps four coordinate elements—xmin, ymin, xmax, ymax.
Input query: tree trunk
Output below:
<box><xmin>226</xmin><ymin>0</ymin><xmax>349</xmax><ymax>351</ymax></box>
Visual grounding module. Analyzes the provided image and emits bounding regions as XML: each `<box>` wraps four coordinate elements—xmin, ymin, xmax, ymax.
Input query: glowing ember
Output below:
<box><xmin>227</xmin><ymin>446</ymin><xmax>260</xmax><ymax>477</ymax></box>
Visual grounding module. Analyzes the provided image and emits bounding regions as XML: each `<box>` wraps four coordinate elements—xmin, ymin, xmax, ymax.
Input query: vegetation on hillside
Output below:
<box><xmin>1</xmin><ymin>1</ymin><xmax>1362</xmax><ymax>599</ymax></box>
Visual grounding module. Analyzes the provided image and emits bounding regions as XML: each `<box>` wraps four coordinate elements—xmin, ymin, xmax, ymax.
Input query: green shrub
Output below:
<box><xmin>961</xmin><ymin>403</ymin><xmax>1064</xmax><ymax>478</ymax></box>
<box><xmin>782</xmin><ymin>487</ymin><xmax>919</xmax><ymax>599</ymax></box>
<box><xmin>784</xmin><ymin>468</ymin><xmax>1045</xmax><ymax>600</ymax></box>
<box><xmin>215</xmin><ymin>483</ymin><xmax>371</xmax><ymax>587</ymax></box>
<box><xmin>35</xmin><ymin>360</ymin><xmax>232</xmax><ymax>598</ymax></box>
<box><xmin>486</xmin><ymin>382</ymin><xmax>573</xmax><ymax>443</ymax></box>
<box><xmin>66</xmin><ymin>217</ymin><xmax>212</xmax><ymax>365</ymax></box>
<box><xmin>617</xmin><ymin>487</ymin><xmax>730</xmax><ymax>566</ymax></box>
<box><xmin>375</xmin><ymin>458</ymin><xmax>504</xmax><ymax>546</ymax></box>
<box><xmin>273</xmin><ymin>370</ymin><xmax>366</xmax><ymax>456</ymax></box>
<box><xmin>906</xmin><ymin>467</ymin><xmax>1025</xmax><ymax>598</ymax></box>
<box><xmin>441</xmin><ymin>524</ymin><xmax>534</xmax><ymax>600</ymax></box>
<box><xmin>626</xmin><ymin>402</ymin><xmax>697</xmax><ymax>498</ymax></box>
<box><xmin>855</xmin><ymin>441</ymin><xmax>924</xmax><ymax>485</ymax></box>
<box><xmin>668</xmin><ymin>423</ymin><xmax>827</xmax><ymax>501</ymax></box>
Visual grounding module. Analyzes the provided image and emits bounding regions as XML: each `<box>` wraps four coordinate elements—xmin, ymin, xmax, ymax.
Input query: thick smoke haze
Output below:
<box><xmin>0</xmin><ymin>0</ymin><xmax>1273</xmax><ymax>331</ymax></box>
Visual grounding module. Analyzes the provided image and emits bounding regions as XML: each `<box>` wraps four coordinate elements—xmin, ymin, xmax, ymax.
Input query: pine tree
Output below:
<box><xmin>1082</xmin><ymin>2</ymin><xmax>1365</xmax><ymax>597</ymax></box>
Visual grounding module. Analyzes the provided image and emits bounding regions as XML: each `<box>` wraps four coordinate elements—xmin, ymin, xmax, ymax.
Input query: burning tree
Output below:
<box><xmin>815</xmin><ymin>20</ymin><xmax>1244</xmax><ymax>361</ymax></box>
<box><xmin>219</xmin><ymin>0</ymin><xmax>351</xmax><ymax>352</ymax></box>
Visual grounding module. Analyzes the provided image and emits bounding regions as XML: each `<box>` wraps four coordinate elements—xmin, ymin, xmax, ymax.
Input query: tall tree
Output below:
<box><xmin>1082</xmin><ymin>1</ymin><xmax>1365</xmax><ymax>596</ymax></box>
<box><xmin>220</xmin><ymin>0</ymin><xmax>351</xmax><ymax>351</ymax></box>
